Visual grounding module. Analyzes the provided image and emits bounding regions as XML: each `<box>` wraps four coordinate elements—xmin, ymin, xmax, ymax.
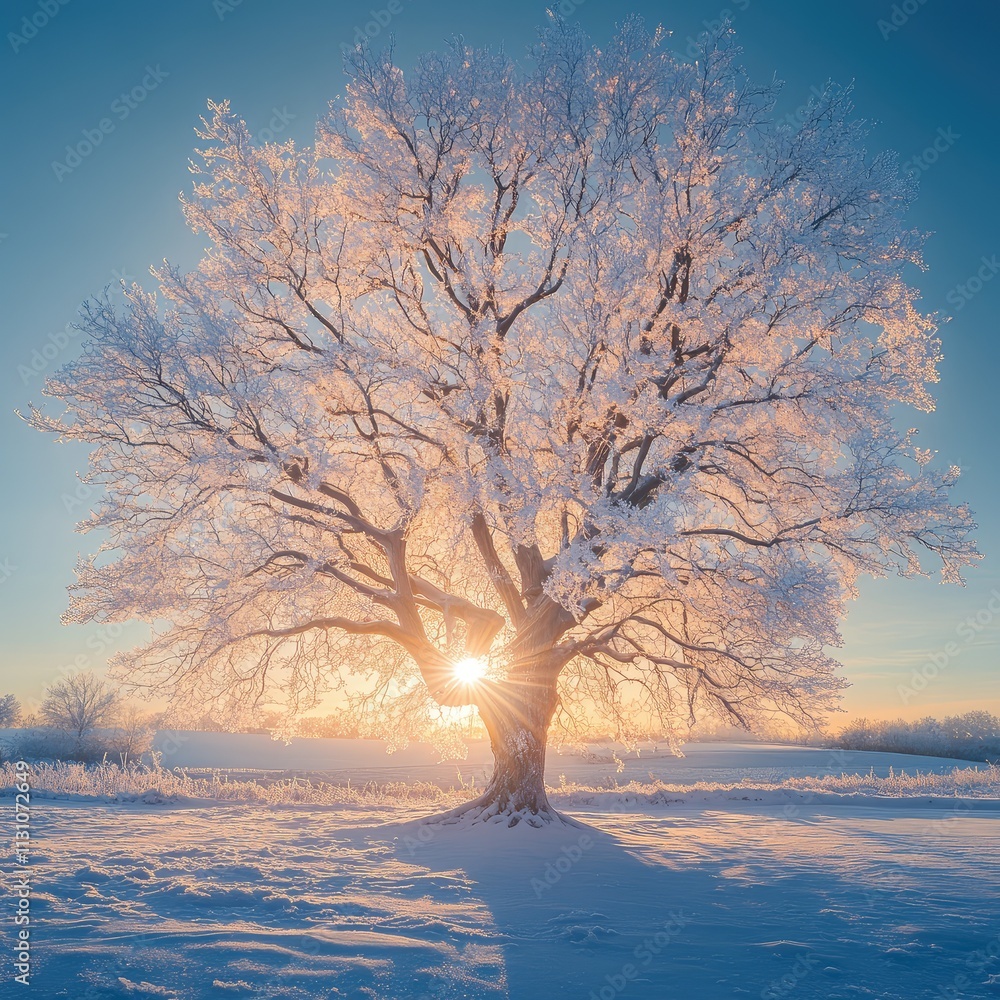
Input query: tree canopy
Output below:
<box><xmin>29</xmin><ymin>16</ymin><xmax>977</xmax><ymax>758</ymax></box>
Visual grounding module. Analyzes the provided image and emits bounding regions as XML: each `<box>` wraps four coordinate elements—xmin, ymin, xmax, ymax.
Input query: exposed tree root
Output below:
<box><xmin>420</xmin><ymin>790</ymin><xmax>583</xmax><ymax>829</ymax></box>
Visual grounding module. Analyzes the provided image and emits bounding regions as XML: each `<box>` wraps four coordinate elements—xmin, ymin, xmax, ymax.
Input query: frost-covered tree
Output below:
<box><xmin>0</xmin><ymin>694</ymin><xmax>21</xmax><ymax>728</ymax></box>
<box><xmin>28</xmin><ymin>17</ymin><xmax>977</xmax><ymax>824</ymax></box>
<box><xmin>39</xmin><ymin>672</ymin><xmax>118</xmax><ymax>740</ymax></box>
<box><xmin>109</xmin><ymin>703</ymin><xmax>155</xmax><ymax>763</ymax></box>
<box><xmin>837</xmin><ymin>713</ymin><xmax>1000</xmax><ymax>761</ymax></box>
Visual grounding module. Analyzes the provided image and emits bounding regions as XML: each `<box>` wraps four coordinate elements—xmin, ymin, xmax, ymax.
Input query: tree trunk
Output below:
<box><xmin>434</xmin><ymin>677</ymin><xmax>565</xmax><ymax>827</ymax></box>
<box><xmin>429</xmin><ymin>599</ymin><xmax>577</xmax><ymax>828</ymax></box>
<box><xmin>479</xmin><ymin>693</ymin><xmax>553</xmax><ymax>823</ymax></box>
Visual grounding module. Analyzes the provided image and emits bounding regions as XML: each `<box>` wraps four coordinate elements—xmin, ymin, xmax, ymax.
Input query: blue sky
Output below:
<box><xmin>0</xmin><ymin>0</ymin><xmax>996</xmax><ymax>722</ymax></box>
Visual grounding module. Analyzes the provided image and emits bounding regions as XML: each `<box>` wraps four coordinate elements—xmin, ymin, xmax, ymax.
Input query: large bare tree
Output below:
<box><xmin>28</xmin><ymin>17</ymin><xmax>977</xmax><ymax>824</ymax></box>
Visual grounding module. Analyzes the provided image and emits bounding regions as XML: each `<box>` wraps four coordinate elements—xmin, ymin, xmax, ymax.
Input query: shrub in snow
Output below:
<box><xmin>5</xmin><ymin>721</ymin><xmax>155</xmax><ymax>765</ymax></box>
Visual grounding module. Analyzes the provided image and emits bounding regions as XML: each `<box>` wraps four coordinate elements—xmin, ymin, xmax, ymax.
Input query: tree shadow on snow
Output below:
<box><xmin>354</xmin><ymin>806</ymin><xmax>998</xmax><ymax>1000</ymax></box>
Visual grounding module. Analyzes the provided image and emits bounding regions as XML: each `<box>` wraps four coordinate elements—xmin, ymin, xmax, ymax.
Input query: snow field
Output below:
<box><xmin>5</xmin><ymin>742</ymin><xmax>1000</xmax><ymax>999</ymax></box>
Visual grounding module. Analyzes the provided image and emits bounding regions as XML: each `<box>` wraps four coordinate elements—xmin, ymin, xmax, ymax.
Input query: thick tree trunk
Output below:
<box><xmin>478</xmin><ymin>690</ymin><xmax>554</xmax><ymax>822</ymax></box>
<box><xmin>438</xmin><ymin>646</ymin><xmax>577</xmax><ymax>829</ymax></box>
<box><xmin>429</xmin><ymin>597</ymin><xmax>578</xmax><ymax>828</ymax></box>
<box><xmin>436</xmin><ymin>681</ymin><xmax>562</xmax><ymax>827</ymax></box>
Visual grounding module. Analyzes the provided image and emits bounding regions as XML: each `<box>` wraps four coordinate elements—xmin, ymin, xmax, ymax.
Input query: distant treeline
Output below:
<box><xmin>177</xmin><ymin>710</ymin><xmax>362</xmax><ymax>740</ymax></box>
<box><xmin>832</xmin><ymin>712</ymin><xmax>1000</xmax><ymax>763</ymax></box>
<box><xmin>678</xmin><ymin>711</ymin><xmax>1000</xmax><ymax>764</ymax></box>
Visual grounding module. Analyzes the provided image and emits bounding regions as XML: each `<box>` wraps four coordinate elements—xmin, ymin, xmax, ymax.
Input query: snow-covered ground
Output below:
<box><xmin>8</xmin><ymin>741</ymin><xmax>1000</xmax><ymax>999</ymax></box>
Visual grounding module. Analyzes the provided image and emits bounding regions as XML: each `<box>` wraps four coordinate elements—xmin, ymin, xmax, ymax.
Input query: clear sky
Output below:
<box><xmin>0</xmin><ymin>0</ymin><xmax>996</xmax><ymax>724</ymax></box>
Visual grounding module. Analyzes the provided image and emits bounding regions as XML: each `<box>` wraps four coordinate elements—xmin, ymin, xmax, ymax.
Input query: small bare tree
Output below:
<box><xmin>40</xmin><ymin>672</ymin><xmax>118</xmax><ymax>740</ymax></box>
<box><xmin>111</xmin><ymin>703</ymin><xmax>155</xmax><ymax>763</ymax></box>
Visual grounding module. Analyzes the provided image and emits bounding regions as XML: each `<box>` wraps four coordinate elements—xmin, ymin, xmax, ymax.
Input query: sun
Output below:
<box><xmin>453</xmin><ymin>656</ymin><xmax>487</xmax><ymax>684</ymax></box>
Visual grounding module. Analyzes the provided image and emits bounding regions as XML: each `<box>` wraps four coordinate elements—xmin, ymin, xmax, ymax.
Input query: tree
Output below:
<box><xmin>108</xmin><ymin>703</ymin><xmax>156</xmax><ymax>763</ymax></box>
<box><xmin>0</xmin><ymin>694</ymin><xmax>21</xmax><ymax>727</ymax></box>
<box><xmin>27</xmin><ymin>17</ymin><xmax>977</xmax><ymax>825</ymax></box>
<box><xmin>39</xmin><ymin>672</ymin><xmax>118</xmax><ymax>740</ymax></box>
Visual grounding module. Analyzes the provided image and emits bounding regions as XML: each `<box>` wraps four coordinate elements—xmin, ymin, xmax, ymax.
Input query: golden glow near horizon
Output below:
<box><xmin>453</xmin><ymin>656</ymin><xmax>487</xmax><ymax>685</ymax></box>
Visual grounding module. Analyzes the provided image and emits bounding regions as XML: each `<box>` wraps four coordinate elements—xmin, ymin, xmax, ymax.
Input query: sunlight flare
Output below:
<box><xmin>453</xmin><ymin>656</ymin><xmax>487</xmax><ymax>685</ymax></box>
